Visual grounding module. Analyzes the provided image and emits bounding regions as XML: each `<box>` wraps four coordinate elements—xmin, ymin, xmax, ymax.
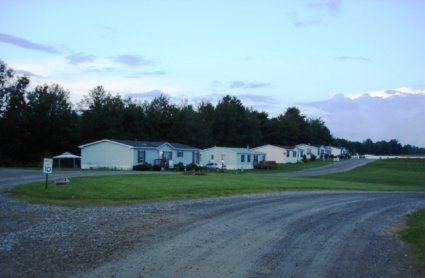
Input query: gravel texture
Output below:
<box><xmin>1</xmin><ymin>191</ymin><xmax>425</xmax><ymax>277</ymax></box>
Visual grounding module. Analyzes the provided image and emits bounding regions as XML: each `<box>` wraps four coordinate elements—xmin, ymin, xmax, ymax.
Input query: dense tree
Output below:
<box><xmin>306</xmin><ymin>119</ymin><xmax>332</xmax><ymax>145</ymax></box>
<box><xmin>145</xmin><ymin>95</ymin><xmax>179</xmax><ymax>141</ymax></box>
<box><xmin>80</xmin><ymin>86</ymin><xmax>126</xmax><ymax>141</ymax></box>
<box><xmin>211</xmin><ymin>95</ymin><xmax>248</xmax><ymax>146</ymax></box>
<box><xmin>25</xmin><ymin>84</ymin><xmax>79</xmax><ymax>160</ymax></box>
<box><xmin>0</xmin><ymin>60</ymin><xmax>31</xmax><ymax>163</ymax></box>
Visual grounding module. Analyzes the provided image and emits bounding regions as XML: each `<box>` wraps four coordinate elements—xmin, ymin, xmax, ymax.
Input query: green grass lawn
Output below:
<box><xmin>8</xmin><ymin>158</ymin><xmax>425</xmax><ymax>206</ymax></box>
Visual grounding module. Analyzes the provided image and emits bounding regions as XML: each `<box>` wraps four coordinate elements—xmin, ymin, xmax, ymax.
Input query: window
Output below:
<box><xmin>292</xmin><ymin>151</ymin><xmax>296</xmax><ymax>157</ymax></box>
<box><xmin>247</xmin><ymin>154</ymin><xmax>251</xmax><ymax>162</ymax></box>
<box><xmin>138</xmin><ymin>150</ymin><xmax>145</xmax><ymax>163</ymax></box>
<box><xmin>241</xmin><ymin>154</ymin><xmax>245</xmax><ymax>162</ymax></box>
<box><xmin>177</xmin><ymin>151</ymin><xmax>183</xmax><ymax>158</ymax></box>
<box><xmin>162</xmin><ymin>151</ymin><xmax>172</xmax><ymax>160</ymax></box>
<box><xmin>253</xmin><ymin>155</ymin><xmax>258</xmax><ymax>163</ymax></box>
<box><xmin>286</xmin><ymin>151</ymin><xmax>290</xmax><ymax>157</ymax></box>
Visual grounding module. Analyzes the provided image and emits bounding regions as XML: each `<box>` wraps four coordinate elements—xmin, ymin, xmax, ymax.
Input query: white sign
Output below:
<box><xmin>43</xmin><ymin>158</ymin><xmax>53</xmax><ymax>174</ymax></box>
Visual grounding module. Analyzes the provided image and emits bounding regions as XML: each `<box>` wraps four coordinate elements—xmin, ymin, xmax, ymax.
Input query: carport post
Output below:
<box><xmin>45</xmin><ymin>173</ymin><xmax>49</xmax><ymax>190</ymax></box>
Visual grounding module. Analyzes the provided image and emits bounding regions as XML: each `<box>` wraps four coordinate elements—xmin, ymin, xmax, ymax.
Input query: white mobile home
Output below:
<box><xmin>296</xmin><ymin>144</ymin><xmax>319</xmax><ymax>159</ymax></box>
<box><xmin>79</xmin><ymin>139</ymin><xmax>200</xmax><ymax>170</ymax></box>
<box><xmin>200</xmin><ymin>146</ymin><xmax>266</xmax><ymax>170</ymax></box>
<box><xmin>254</xmin><ymin>144</ymin><xmax>302</xmax><ymax>164</ymax></box>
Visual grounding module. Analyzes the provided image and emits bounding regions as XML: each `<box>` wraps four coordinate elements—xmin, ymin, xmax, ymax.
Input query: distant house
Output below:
<box><xmin>254</xmin><ymin>144</ymin><xmax>302</xmax><ymax>164</ymax></box>
<box><xmin>200</xmin><ymin>146</ymin><xmax>266</xmax><ymax>170</ymax></box>
<box><xmin>325</xmin><ymin>146</ymin><xmax>350</xmax><ymax>157</ymax></box>
<box><xmin>79</xmin><ymin>139</ymin><xmax>200</xmax><ymax>170</ymax></box>
<box><xmin>296</xmin><ymin>144</ymin><xmax>319</xmax><ymax>159</ymax></box>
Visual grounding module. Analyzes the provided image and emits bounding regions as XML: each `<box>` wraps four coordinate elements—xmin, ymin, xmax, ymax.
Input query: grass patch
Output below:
<box><xmin>8</xmin><ymin>158</ymin><xmax>425</xmax><ymax>206</ymax></box>
<box><xmin>310</xmin><ymin>158</ymin><xmax>425</xmax><ymax>189</ymax></box>
<box><xmin>400</xmin><ymin>208</ymin><xmax>425</xmax><ymax>269</ymax></box>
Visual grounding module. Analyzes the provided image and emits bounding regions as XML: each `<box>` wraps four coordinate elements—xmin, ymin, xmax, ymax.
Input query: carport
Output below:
<box><xmin>53</xmin><ymin>152</ymin><xmax>81</xmax><ymax>168</ymax></box>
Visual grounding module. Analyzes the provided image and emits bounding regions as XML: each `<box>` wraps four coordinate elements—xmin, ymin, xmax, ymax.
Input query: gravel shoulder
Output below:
<box><xmin>1</xmin><ymin>191</ymin><xmax>425</xmax><ymax>277</ymax></box>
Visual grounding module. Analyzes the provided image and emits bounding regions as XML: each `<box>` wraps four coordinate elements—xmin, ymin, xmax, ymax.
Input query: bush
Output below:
<box><xmin>153</xmin><ymin>164</ymin><xmax>162</xmax><ymax>171</ymax></box>
<box><xmin>310</xmin><ymin>154</ymin><xmax>317</xmax><ymax>161</ymax></box>
<box><xmin>174</xmin><ymin>162</ymin><xmax>185</xmax><ymax>171</ymax></box>
<box><xmin>133</xmin><ymin>163</ymin><xmax>153</xmax><ymax>171</ymax></box>
<box><xmin>186</xmin><ymin>163</ymin><xmax>200</xmax><ymax>171</ymax></box>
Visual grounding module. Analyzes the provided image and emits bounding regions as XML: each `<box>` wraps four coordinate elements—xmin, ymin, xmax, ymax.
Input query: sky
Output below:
<box><xmin>1</xmin><ymin>0</ymin><xmax>425</xmax><ymax>147</ymax></box>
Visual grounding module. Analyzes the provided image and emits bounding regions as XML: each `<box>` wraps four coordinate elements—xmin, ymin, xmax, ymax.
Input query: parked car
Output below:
<box><xmin>204</xmin><ymin>162</ymin><xmax>225</xmax><ymax>170</ymax></box>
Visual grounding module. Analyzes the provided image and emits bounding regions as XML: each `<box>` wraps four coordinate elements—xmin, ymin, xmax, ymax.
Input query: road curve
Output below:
<box><xmin>1</xmin><ymin>192</ymin><xmax>424</xmax><ymax>277</ymax></box>
<box><xmin>75</xmin><ymin>192</ymin><xmax>425</xmax><ymax>278</ymax></box>
<box><xmin>281</xmin><ymin>158</ymin><xmax>374</xmax><ymax>177</ymax></box>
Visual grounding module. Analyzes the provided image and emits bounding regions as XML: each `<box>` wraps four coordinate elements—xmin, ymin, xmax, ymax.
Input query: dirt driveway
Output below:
<box><xmin>1</xmin><ymin>192</ymin><xmax>425</xmax><ymax>277</ymax></box>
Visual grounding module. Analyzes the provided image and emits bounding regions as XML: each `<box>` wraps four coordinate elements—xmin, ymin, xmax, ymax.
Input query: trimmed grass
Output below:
<box><xmin>311</xmin><ymin>158</ymin><xmax>425</xmax><ymax>188</ymax></box>
<box><xmin>8</xmin><ymin>158</ymin><xmax>425</xmax><ymax>206</ymax></box>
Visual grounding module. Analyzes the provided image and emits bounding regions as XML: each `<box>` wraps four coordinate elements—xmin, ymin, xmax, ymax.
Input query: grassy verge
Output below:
<box><xmin>400</xmin><ymin>208</ymin><xmax>425</xmax><ymax>269</ymax></box>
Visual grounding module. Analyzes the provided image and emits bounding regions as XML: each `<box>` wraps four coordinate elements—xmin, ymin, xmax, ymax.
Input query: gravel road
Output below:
<box><xmin>1</xmin><ymin>191</ymin><xmax>425</xmax><ymax>277</ymax></box>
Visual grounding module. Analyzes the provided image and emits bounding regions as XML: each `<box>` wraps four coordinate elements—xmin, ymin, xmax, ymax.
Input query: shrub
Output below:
<box><xmin>174</xmin><ymin>162</ymin><xmax>185</xmax><ymax>171</ymax></box>
<box><xmin>133</xmin><ymin>163</ymin><xmax>153</xmax><ymax>171</ymax></box>
<box><xmin>186</xmin><ymin>163</ymin><xmax>200</xmax><ymax>171</ymax></box>
<box><xmin>310</xmin><ymin>154</ymin><xmax>317</xmax><ymax>161</ymax></box>
<box><xmin>153</xmin><ymin>164</ymin><xmax>162</xmax><ymax>171</ymax></box>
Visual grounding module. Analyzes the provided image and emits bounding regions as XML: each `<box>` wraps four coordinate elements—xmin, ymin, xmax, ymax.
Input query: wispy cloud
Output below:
<box><xmin>0</xmin><ymin>33</ymin><xmax>59</xmax><ymax>54</ymax></box>
<box><xmin>238</xmin><ymin>94</ymin><xmax>276</xmax><ymax>104</ymax></box>
<box><xmin>336</xmin><ymin>56</ymin><xmax>372</xmax><ymax>62</ymax></box>
<box><xmin>293</xmin><ymin>0</ymin><xmax>341</xmax><ymax>28</ymax></box>
<box><xmin>230</xmin><ymin>81</ymin><xmax>272</xmax><ymax>89</ymax></box>
<box><xmin>309</xmin><ymin>0</ymin><xmax>342</xmax><ymax>15</ymax></box>
<box><xmin>66</xmin><ymin>52</ymin><xmax>96</xmax><ymax>64</ymax></box>
<box><xmin>294</xmin><ymin>19</ymin><xmax>321</xmax><ymax>28</ymax></box>
<box><xmin>141</xmin><ymin>70</ymin><xmax>167</xmax><ymax>76</ymax></box>
<box><xmin>15</xmin><ymin>69</ymin><xmax>43</xmax><ymax>78</ymax></box>
<box><xmin>112</xmin><ymin>55</ymin><xmax>156</xmax><ymax>66</ymax></box>
<box><xmin>126</xmin><ymin>90</ymin><xmax>169</xmax><ymax>99</ymax></box>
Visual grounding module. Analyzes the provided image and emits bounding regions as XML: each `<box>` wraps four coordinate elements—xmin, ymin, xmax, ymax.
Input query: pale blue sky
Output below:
<box><xmin>1</xmin><ymin>0</ymin><xmax>424</xmax><ymax>120</ymax></box>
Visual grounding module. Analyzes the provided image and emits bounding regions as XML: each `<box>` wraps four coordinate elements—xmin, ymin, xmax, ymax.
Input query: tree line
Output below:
<box><xmin>0</xmin><ymin>60</ymin><xmax>423</xmax><ymax>165</ymax></box>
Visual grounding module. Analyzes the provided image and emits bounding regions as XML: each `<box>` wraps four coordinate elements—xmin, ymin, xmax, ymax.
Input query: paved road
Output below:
<box><xmin>281</xmin><ymin>158</ymin><xmax>374</xmax><ymax>177</ymax></box>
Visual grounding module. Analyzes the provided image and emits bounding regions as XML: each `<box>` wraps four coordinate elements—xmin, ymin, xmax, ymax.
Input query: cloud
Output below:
<box><xmin>238</xmin><ymin>94</ymin><xmax>276</xmax><ymax>104</ymax></box>
<box><xmin>293</xmin><ymin>0</ymin><xmax>341</xmax><ymax>28</ymax></box>
<box><xmin>336</xmin><ymin>56</ymin><xmax>372</xmax><ymax>62</ymax></box>
<box><xmin>298</xmin><ymin>88</ymin><xmax>425</xmax><ymax>147</ymax></box>
<box><xmin>141</xmin><ymin>70</ymin><xmax>167</xmax><ymax>76</ymax></box>
<box><xmin>66</xmin><ymin>52</ymin><xmax>96</xmax><ymax>64</ymax></box>
<box><xmin>0</xmin><ymin>33</ymin><xmax>60</xmax><ymax>54</ymax></box>
<box><xmin>294</xmin><ymin>19</ymin><xmax>321</xmax><ymax>28</ymax></box>
<box><xmin>14</xmin><ymin>69</ymin><xmax>43</xmax><ymax>78</ymax></box>
<box><xmin>309</xmin><ymin>0</ymin><xmax>342</xmax><ymax>15</ymax></box>
<box><xmin>230</xmin><ymin>81</ymin><xmax>272</xmax><ymax>89</ymax></box>
<box><xmin>112</xmin><ymin>55</ymin><xmax>156</xmax><ymax>66</ymax></box>
<box><xmin>126</xmin><ymin>90</ymin><xmax>168</xmax><ymax>99</ymax></box>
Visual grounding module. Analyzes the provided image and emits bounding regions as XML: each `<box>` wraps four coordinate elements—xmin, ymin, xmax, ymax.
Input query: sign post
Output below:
<box><xmin>43</xmin><ymin>158</ymin><xmax>53</xmax><ymax>189</ymax></box>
